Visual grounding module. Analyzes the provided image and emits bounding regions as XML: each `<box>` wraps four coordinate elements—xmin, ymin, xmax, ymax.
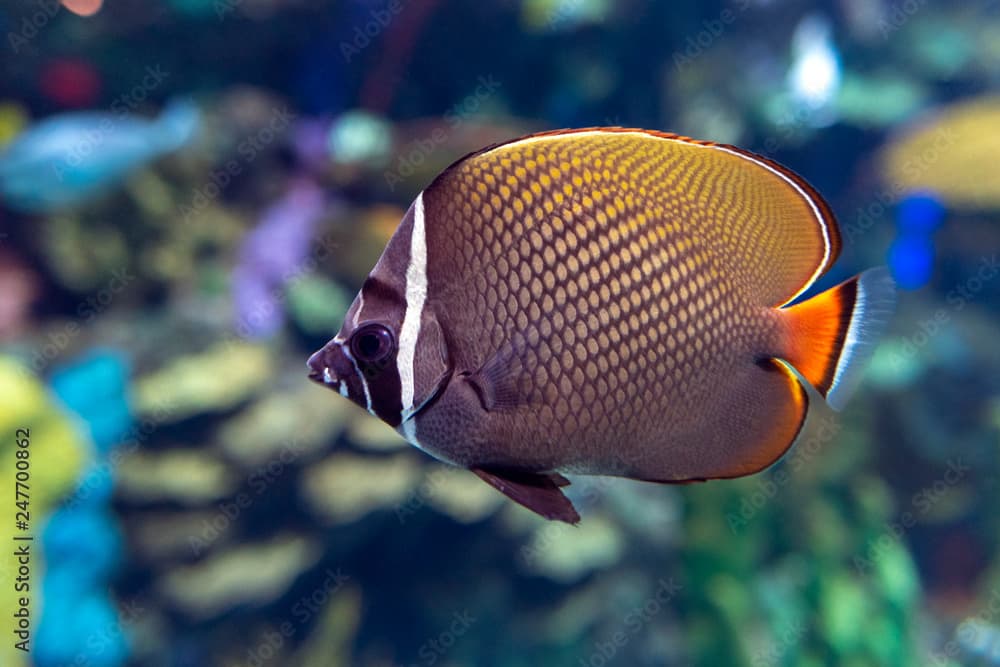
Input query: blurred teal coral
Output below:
<box><xmin>328</xmin><ymin>111</ymin><xmax>392</xmax><ymax>166</ymax></box>
<box><xmin>286</xmin><ymin>274</ymin><xmax>351</xmax><ymax>335</ymax></box>
<box><xmin>36</xmin><ymin>350</ymin><xmax>133</xmax><ymax>667</ymax></box>
<box><xmin>836</xmin><ymin>72</ymin><xmax>928</xmax><ymax>127</ymax></box>
<box><xmin>0</xmin><ymin>357</ymin><xmax>89</xmax><ymax>667</ymax></box>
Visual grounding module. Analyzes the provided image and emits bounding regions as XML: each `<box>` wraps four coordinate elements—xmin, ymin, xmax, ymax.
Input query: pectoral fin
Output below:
<box><xmin>464</xmin><ymin>330</ymin><xmax>538</xmax><ymax>411</ymax></box>
<box><xmin>471</xmin><ymin>467</ymin><xmax>580</xmax><ymax>524</ymax></box>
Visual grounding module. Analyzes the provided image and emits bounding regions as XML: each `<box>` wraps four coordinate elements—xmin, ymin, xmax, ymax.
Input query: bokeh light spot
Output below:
<box><xmin>889</xmin><ymin>236</ymin><xmax>935</xmax><ymax>290</ymax></box>
<box><xmin>61</xmin><ymin>0</ymin><xmax>104</xmax><ymax>17</ymax></box>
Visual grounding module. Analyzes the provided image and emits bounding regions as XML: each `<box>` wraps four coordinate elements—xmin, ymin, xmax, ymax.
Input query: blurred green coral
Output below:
<box><xmin>134</xmin><ymin>341</ymin><xmax>273</xmax><ymax>419</ymax></box>
<box><xmin>676</xmin><ymin>403</ymin><xmax>921</xmax><ymax>667</ymax></box>
<box><xmin>158</xmin><ymin>535</ymin><xmax>320</xmax><ymax>618</ymax></box>
<box><xmin>301</xmin><ymin>453</ymin><xmax>420</xmax><ymax>525</ymax></box>
<box><xmin>218</xmin><ymin>383</ymin><xmax>350</xmax><ymax>465</ymax></box>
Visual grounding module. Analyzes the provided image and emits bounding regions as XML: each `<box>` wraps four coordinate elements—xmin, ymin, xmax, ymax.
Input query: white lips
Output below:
<box><xmin>323</xmin><ymin>367</ymin><xmax>335</xmax><ymax>384</ymax></box>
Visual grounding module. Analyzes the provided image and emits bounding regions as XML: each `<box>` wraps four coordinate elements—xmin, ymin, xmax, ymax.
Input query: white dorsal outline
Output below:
<box><xmin>476</xmin><ymin>129</ymin><xmax>835</xmax><ymax>307</ymax></box>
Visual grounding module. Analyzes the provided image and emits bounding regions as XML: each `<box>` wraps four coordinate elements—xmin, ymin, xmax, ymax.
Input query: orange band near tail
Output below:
<box><xmin>779</xmin><ymin>268</ymin><xmax>895</xmax><ymax>410</ymax></box>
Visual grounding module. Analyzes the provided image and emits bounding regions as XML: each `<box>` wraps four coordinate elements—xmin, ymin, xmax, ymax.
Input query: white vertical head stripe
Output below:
<box><xmin>397</xmin><ymin>192</ymin><xmax>428</xmax><ymax>437</ymax></box>
<box><xmin>352</xmin><ymin>290</ymin><xmax>365</xmax><ymax>328</ymax></box>
<box><xmin>340</xmin><ymin>342</ymin><xmax>375</xmax><ymax>416</ymax></box>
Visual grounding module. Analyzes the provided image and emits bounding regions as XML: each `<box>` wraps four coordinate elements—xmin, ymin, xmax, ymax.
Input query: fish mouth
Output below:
<box><xmin>306</xmin><ymin>349</ymin><xmax>337</xmax><ymax>386</ymax></box>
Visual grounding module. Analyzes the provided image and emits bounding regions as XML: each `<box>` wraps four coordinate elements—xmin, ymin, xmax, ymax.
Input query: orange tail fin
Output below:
<box><xmin>779</xmin><ymin>267</ymin><xmax>895</xmax><ymax>410</ymax></box>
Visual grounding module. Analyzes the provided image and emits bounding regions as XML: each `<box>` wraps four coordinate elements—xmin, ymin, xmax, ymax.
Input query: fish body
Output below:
<box><xmin>308</xmin><ymin>128</ymin><xmax>894</xmax><ymax>523</ymax></box>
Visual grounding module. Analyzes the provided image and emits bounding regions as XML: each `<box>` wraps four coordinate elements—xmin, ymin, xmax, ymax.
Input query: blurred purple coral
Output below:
<box><xmin>233</xmin><ymin>177</ymin><xmax>326</xmax><ymax>338</ymax></box>
<box><xmin>291</xmin><ymin>116</ymin><xmax>333</xmax><ymax>173</ymax></box>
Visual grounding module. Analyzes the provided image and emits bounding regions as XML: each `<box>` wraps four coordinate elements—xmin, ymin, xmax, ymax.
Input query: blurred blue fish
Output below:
<box><xmin>0</xmin><ymin>99</ymin><xmax>199</xmax><ymax>213</ymax></box>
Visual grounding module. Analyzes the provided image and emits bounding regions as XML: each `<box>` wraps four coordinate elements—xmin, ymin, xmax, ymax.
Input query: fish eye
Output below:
<box><xmin>350</xmin><ymin>323</ymin><xmax>395</xmax><ymax>366</ymax></box>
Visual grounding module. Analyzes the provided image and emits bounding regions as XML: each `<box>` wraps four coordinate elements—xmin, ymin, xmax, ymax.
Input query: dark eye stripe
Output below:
<box><xmin>361</xmin><ymin>276</ymin><xmax>406</xmax><ymax>309</ymax></box>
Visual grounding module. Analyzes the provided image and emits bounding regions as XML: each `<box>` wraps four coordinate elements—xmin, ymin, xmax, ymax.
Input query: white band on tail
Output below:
<box><xmin>824</xmin><ymin>267</ymin><xmax>895</xmax><ymax>411</ymax></box>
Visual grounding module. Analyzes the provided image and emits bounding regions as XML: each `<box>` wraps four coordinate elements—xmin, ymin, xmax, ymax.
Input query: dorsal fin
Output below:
<box><xmin>427</xmin><ymin>127</ymin><xmax>841</xmax><ymax>308</ymax></box>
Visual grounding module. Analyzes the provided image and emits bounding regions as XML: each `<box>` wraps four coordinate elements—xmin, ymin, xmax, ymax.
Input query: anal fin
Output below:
<box><xmin>471</xmin><ymin>467</ymin><xmax>580</xmax><ymax>524</ymax></box>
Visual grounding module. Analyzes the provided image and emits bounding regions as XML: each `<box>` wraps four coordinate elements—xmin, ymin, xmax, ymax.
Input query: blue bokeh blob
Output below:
<box><xmin>889</xmin><ymin>235</ymin><xmax>935</xmax><ymax>291</ymax></box>
<box><xmin>888</xmin><ymin>191</ymin><xmax>946</xmax><ymax>290</ymax></box>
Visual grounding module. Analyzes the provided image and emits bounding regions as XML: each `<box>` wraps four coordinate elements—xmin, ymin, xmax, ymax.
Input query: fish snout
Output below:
<box><xmin>307</xmin><ymin>347</ymin><xmax>338</xmax><ymax>386</ymax></box>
